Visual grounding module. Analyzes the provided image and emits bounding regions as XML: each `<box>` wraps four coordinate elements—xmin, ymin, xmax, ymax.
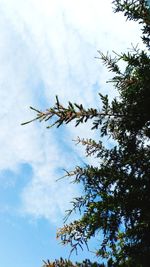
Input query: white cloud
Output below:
<box><xmin>0</xmin><ymin>0</ymin><xmax>143</xmax><ymax>223</ymax></box>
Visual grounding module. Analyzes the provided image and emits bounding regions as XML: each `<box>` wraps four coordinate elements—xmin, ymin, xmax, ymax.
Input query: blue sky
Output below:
<box><xmin>0</xmin><ymin>0</ymin><xmax>143</xmax><ymax>266</ymax></box>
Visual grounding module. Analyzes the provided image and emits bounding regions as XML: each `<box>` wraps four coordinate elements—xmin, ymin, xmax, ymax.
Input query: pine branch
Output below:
<box><xmin>73</xmin><ymin>137</ymin><xmax>103</xmax><ymax>157</ymax></box>
<box><xmin>21</xmin><ymin>96</ymin><xmax>124</xmax><ymax>129</ymax></box>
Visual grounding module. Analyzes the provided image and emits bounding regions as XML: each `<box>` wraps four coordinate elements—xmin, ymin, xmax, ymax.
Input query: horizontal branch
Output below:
<box><xmin>21</xmin><ymin>97</ymin><xmax>124</xmax><ymax>129</ymax></box>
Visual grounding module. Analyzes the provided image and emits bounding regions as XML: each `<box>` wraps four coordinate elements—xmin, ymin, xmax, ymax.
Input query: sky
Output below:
<box><xmin>0</xmin><ymin>0</ymin><xmax>145</xmax><ymax>266</ymax></box>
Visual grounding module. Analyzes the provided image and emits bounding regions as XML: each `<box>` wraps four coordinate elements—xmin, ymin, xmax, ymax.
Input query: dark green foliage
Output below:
<box><xmin>113</xmin><ymin>0</ymin><xmax>150</xmax><ymax>48</ymax></box>
<box><xmin>23</xmin><ymin>1</ymin><xmax>150</xmax><ymax>266</ymax></box>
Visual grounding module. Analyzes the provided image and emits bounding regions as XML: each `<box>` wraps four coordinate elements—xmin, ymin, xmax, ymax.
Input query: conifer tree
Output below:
<box><xmin>23</xmin><ymin>0</ymin><xmax>150</xmax><ymax>266</ymax></box>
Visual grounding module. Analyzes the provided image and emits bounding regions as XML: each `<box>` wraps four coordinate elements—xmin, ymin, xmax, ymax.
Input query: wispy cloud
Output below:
<box><xmin>0</xmin><ymin>0</ymin><xmax>142</xmax><ymax>223</ymax></box>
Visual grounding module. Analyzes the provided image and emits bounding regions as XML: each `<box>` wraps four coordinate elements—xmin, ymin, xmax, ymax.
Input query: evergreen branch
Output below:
<box><xmin>21</xmin><ymin>96</ymin><xmax>124</xmax><ymax>129</ymax></box>
<box><xmin>73</xmin><ymin>137</ymin><xmax>103</xmax><ymax>157</ymax></box>
<box><xmin>96</xmin><ymin>51</ymin><xmax>121</xmax><ymax>74</ymax></box>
